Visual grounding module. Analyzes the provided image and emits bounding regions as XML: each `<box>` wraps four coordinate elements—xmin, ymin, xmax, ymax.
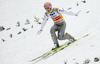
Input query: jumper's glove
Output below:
<box><xmin>37</xmin><ymin>30</ymin><xmax>42</xmax><ymax>35</ymax></box>
<box><xmin>75</xmin><ymin>10</ymin><xmax>81</xmax><ymax>16</ymax></box>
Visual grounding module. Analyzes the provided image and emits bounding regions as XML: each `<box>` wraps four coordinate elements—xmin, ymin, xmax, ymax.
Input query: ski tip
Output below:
<box><xmin>83</xmin><ymin>33</ymin><xmax>90</xmax><ymax>38</ymax></box>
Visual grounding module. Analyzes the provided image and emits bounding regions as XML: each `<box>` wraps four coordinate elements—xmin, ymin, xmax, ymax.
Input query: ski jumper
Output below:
<box><xmin>40</xmin><ymin>8</ymin><xmax>76</xmax><ymax>45</ymax></box>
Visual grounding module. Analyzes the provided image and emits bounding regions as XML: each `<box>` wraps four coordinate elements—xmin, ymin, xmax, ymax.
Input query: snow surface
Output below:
<box><xmin>0</xmin><ymin>0</ymin><xmax>100</xmax><ymax>64</ymax></box>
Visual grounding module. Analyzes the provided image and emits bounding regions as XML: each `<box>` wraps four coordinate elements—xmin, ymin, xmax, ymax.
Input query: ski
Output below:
<box><xmin>29</xmin><ymin>34</ymin><xmax>89</xmax><ymax>63</ymax></box>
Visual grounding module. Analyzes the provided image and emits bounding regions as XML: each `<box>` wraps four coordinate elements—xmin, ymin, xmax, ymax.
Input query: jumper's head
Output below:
<box><xmin>44</xmin><ymin>2</ymin><xmax>52</xmax><ymax>12</ymax></box>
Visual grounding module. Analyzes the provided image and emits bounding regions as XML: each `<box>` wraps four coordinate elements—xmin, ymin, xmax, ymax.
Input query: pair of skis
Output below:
<box><xmin>29</xmin><ymin>34</ymin><xmax>89</xmax><ymax>63</ymax></box>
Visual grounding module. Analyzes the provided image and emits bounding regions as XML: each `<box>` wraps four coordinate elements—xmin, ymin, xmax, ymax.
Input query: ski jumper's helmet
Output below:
<box><xmin>44</xmin><ymin>2</ymin><xmax>52</xmax><ymax>12</ymax></box>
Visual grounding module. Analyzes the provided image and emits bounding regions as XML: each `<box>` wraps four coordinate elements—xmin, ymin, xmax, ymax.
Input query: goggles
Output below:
<box><xmin>45</xmin><ymin>7</ymin><xmax>50</xmax><ymax>10</ymax></box>
<box><xmin>44</xmin><ymin>6</ymin><xmax>51</xmax><ymax>10</ymax></box>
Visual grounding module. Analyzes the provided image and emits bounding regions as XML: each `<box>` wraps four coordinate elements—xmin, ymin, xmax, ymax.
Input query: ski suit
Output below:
<box><xmin>40</xmin><ymin>8</ymin><xmax>76</xmax><ymax>45</ymax></box>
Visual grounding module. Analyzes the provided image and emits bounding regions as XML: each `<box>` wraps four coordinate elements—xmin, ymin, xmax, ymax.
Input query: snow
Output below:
<box><xmin>0</xmin><ymin>0</ymin><xmax>100</xmax><ymax>64</ymax></box>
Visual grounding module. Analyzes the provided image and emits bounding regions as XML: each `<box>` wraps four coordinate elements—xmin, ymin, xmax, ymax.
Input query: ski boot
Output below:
<box><xmin>52</xmin><ymin>43</ymin><xmax>60</xmax><ymax>50</ymax></box>
<box><xmin>68</xmin><ymin>38</ymin><xmax>76</xmax><ymax>44</ymax></box>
